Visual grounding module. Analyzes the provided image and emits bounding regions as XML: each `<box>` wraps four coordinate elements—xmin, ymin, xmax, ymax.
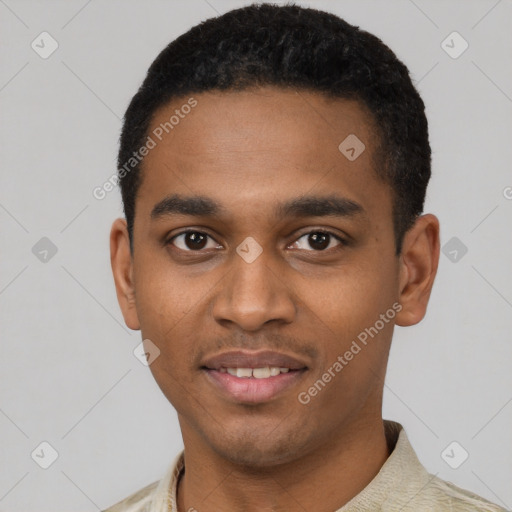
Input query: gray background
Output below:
<box><xmin>1</xmin><ymin>0</ymin><xmax>511</xmax><ymax>510</ymax></box>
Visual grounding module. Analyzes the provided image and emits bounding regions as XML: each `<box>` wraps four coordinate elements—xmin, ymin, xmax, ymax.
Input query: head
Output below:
<box><xmin>111</xmin><ymin>3</ymin><xmax>439</xmax><ymax>467</ymax></box>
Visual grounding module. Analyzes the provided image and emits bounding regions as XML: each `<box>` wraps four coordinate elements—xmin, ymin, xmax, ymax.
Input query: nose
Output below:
<box><xmin>212</xmin><ymin>251</ymin><xmax>296</xmax><ymax>332</ymax></box>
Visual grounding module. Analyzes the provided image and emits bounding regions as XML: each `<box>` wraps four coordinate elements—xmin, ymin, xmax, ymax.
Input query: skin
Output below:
<box><xmin>110</xmin><ymin>86</ymin><xmax>440</xmax><ymax>512</ymax></box>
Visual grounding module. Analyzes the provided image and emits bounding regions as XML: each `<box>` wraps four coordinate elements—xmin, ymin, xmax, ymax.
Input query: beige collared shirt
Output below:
<box><xmin>103</xmin><ymin>420</ymin><xmax>507</xmax><ymax>511</ymax></box>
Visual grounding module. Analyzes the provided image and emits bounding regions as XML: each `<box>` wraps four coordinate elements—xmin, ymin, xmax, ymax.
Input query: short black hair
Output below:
<box><xmin>118</xmin><ymin>2</ymin><xmax>430</xmax><ymax>255</ymax></box>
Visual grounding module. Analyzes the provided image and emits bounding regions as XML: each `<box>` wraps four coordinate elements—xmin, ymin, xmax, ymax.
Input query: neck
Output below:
<box><xmin>176</xmin><ymin>417</ymin><xmax>391</xmax><ymax>512</ymax></box>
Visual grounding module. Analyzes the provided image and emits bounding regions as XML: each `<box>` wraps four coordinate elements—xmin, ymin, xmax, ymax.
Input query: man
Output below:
<box><xmin>106</xmin><ymin>3</ymin><xmax>507</xmax><ymax>511</ymax></box>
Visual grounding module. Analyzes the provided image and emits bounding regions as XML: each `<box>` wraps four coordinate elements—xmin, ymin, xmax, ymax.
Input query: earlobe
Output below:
<box><xmin>395</xmin><ymin>214</ymin><xmax>440</xmax><ymax>327</ymax></box>
<box><xmin>110</xmin><ymin>218</ymin><xmax>141</xmax><ymax>330</ymax></box>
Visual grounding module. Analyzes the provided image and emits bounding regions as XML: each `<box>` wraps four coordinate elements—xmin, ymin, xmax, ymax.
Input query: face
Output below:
<box><xmin>111</xmin><ymin>86</ymin><xmax>437</xmax><ymax>468</ymax></box>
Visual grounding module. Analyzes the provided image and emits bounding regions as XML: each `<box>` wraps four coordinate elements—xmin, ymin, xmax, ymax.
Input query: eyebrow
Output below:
<box><xmin>150</xmin><ymin>193</ymin><xmax>365</xmax><ymax>221</ymax></box>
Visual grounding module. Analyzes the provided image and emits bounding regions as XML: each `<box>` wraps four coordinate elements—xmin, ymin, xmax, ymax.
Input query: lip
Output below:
<box><xmin>204</xmin><ymin>368</ymin><xmax>307</xmax><ymax>403</ymax></box>
<box><xmin>201</xmin><ymin>349</ymin><xmax>308</xmax><ymax>371</ymax></box>
<box><xmin>201</xmin><ymin>350</ymin><xmax>309</xmax><ymax>404</ymax></box>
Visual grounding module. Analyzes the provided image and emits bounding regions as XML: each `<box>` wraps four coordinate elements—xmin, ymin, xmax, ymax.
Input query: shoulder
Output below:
<box><xmin>376</xmin><ymin>422</ymin><xmax>508</xmax><ymax>512</ymax></box>
<box><xmin>101</xmin><ymin>480</ymin><xmax>159</xmax><ymax>512</ymax></box>
<box><xmin>406</xmin><ymin>473</ymin><xmax>509</xmax><ymax>512</ymax></box>
<box><xmin>101</xmin><ymin>451</ymin><xmax>184</xmax><ymax>512</ymax></box>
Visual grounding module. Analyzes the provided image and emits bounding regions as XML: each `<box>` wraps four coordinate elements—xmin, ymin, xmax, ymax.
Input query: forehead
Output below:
<box><xmin>136</xmin><ymin>87</ymin><xmax>390</xmax><ymax>224</ymax></box>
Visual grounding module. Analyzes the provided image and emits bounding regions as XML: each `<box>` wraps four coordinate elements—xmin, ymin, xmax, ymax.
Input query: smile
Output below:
<box><xmin>200</xmin><ymin>349</ymin><xmax>309</xmax><ymax>403</ymax></box>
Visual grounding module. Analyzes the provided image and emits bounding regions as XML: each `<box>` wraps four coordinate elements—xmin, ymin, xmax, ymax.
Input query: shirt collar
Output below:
<box><xmin>336</xmin><ymin>420</ymin><xmax>432</xmax><ymax>511</ymax></box>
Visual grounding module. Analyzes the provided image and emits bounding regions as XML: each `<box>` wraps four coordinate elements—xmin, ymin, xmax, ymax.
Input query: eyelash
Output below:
<box><xmin>166</xmin><ymin>229</ymin><xmax>347</xmax><ymax>253</ymax></box>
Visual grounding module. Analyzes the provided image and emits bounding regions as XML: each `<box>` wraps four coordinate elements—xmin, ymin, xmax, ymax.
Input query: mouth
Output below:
<box><xmin>201</xmin><ymin>350</ymin><xmax>308</xmax><ymax>404</ymax></box>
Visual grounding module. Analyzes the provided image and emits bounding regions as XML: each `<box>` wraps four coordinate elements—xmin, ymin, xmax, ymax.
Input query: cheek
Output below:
<box><xmin>136</xmin><ymin>275</ymin><xmax>201</xmax><ymax>406</ymax></box>
<box><xmin>303</xmin><ymin>261</ymin><xmax>396</xmax><ymax>330</ymax></box>
<box><xmin>132</xmin><ymin>267</ymin><xmax>201</xmax><ymax>380</ymax></box>
<box><xmin>297</xmin><ymin>278</ymin><xmax>395</xmax><ymax>418</ymax></box>
<box><xmin>299</xmin><ymin>259</ymin><xmax>398</xmax><ymax>383</ymax></box>
<box><xmin>133</xmin><ymin>253</ymin><xmax>208</xmax><ymax>332</ymax></box>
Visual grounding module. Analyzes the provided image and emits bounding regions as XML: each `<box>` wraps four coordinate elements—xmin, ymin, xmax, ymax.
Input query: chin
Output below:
<box><xmin>207</xmin><ymin>422</ymin><xmax>308</xmax><ymax>469</ymax></box>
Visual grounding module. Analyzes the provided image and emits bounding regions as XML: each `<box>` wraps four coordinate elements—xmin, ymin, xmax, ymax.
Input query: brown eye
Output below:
<box><xmin>169</xmin><ymin>231</ymin><xmax>220</xmax><ymax>251</ymax></box>
<box><xmin>307</xmin><ymin>232</ymin><xmax>330</xmax><ymax>250</ymax></box>
<box><xmin>291</xmin><ymin>231</ymin><xmax>344</xmax><ymax>251</ymax></box>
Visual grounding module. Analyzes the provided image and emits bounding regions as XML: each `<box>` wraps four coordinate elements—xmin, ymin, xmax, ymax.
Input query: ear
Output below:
<box><xmin>110</xmin><ymin>218</ymin><xmax>140</xmax><ymax>330</ymax></box>
<box><xmin>395</xmin><ymin>214</ymin><xmax>440</xmax><ymax>327</ymax></box>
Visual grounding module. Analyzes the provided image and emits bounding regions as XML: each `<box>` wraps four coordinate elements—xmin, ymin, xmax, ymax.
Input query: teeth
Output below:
<box><xmin>236</xmin><ymin>368</ymin><xmax>253</xmax><ymax>378</ymax></box>
<box><xmin>222</xmin><ymin>367</ymin><xmax>291</xmax><ymax>378</ymax></box>
<box><xmin>252</xmin><ymin>367</ymin><xmax>271</xmax><ymax>379</ymax></box>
